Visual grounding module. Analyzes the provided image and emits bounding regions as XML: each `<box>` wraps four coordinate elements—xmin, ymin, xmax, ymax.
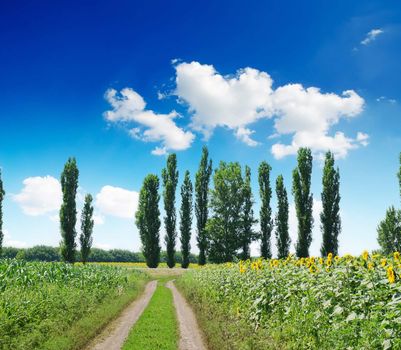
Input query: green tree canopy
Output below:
<box><xmin>162</xmin><ymin>153</ymin><xmax>179</xmax><ymax>268</ymax></box>
<box><xmin>195</xmin><ymin>146</ymin><xmax>212</xmax><ymax>265</ymax></box>
<box><xmin>320</xmin><ymin>152</ymin><xmax>341</xmax><ymax>256</ymax></box>
<box><xmin>275</xmin><ymin>175</ymin><xmax>290</xmax><ymax>259</ymax></box>
<box><xmin>292</xmin><ymin>148</ymin><xmax>314</xmax><ymax>257</ymax></box>
<box><xmin>180</xmin><ymin>170</ymin><xmax>193</xmax><ymax>268</ymax></box>
<box><xmin>136</xmin><ymin>174</ymin><xmax>161</xmax><ymax>268</ymax></box>
<box><xmin>258</xmin><ymin>161</ymin><xmax>273</xmax><ymax>258</ymax></box>
<box><xmin>80</xmin><ymin>194</ymin><xmax>94</xmax><ymax>264</ymax></box>
<box><xmin>59</xmin><ymin>157</ymin><xmax>79</xmax><ymax>263</ymax></box>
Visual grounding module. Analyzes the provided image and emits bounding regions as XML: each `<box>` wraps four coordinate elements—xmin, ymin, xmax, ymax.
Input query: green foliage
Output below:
<box><xmin>179</xmin><ymin>255</ymin><xmax>401</xmax><ymax>350</ymax></box>
<box><xmin>320</xmin><ymin>152</ymin><xmax>341</xmax><ymax>256</ymax></box>
<box><xmin>80</xmin><ymin>194</ymin><xmax>94</xmax><ymax>264</ymax></box>
<box><xmin>136</xmin><ymin>174</ymin><xmax>161</xmax><ymax>268</ymax></box>
<box><xmin>292</xmin><ymin>148</ymin><xmax>314</xmax><ymax>257</ymax></box>
<box><xmin>239</xmin><ymin>166</ymin><xmax>257</xmax><ymax>260</ymax></box>
<box><xmin>180</xmin><ymin>171</ymin><xmax>193</xmax><ymax>269</ymax></box>
<box><xmin>0</xmin><ymin>169</ymin><xmax>4</xmax><ymax>255</ymax></box>
<box><xmin>377</xmin><ymin>206</ymin><xmax>401</xmax><ymax>254</ymax></box>
<box><xmin>275</xmin><ymin>175</ymin><xmax>290</xmax><ymax>259</ymax></box>
<box><xmin>122</xmin><ymin>283</ymin><xmax>178</xmax><ymax>350</ymax></box>
<box><xmin>60</xmin><ymin>158</ymin><xmax>79</xmax><ymax>263</ymax></box>
<box><xmin>398</xmin><ymin>152</ymin><xmax>401</xmax><ymax>202</ymax></box>
<box><xmin>0</xmin><ymin>259</ymin><xmax>144</xmax><ymax>350</ymax></box>
<box><xmin>162</xmin><ymin>154</ymin><xmax>179</xmax><ymax>268</ymax></box>
<box><xmin>206</xmin><ymin>162</ymin><xmax>245</xmax><ymax>263</ymax></box>
<box><xmin>258</xmin><ymin>161</ymin><xmax>273</xmax><ymax>259</ymax></box>
<box><xmin>195</xmin><ymin>146</ymin><xmax>213</xmax><ymax>265</ymax></box>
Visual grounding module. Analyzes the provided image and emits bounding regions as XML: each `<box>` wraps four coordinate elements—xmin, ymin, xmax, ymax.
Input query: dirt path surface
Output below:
<box><xmin>166</xmin><ymin>281</ymin><xmax>207</xmax><ymax>350</ymax></box>
<box><xmin>86</xmin><ymin>280</ymin><xmax>157</xmax><ymax>350</ymax></box>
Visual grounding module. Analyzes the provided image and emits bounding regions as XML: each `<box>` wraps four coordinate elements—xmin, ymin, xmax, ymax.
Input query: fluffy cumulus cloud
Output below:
<box><xmin>13</xmin><ymin>176</ymin><xmax>62</xmax><ymax>216</ymax></box>
<box><xmin>95</xmin><ymin>185</ymin><xmax>139</xmax><ymax>219</ymax></box>
<box><xmin>104</xmin><ymin>88</ymin><xmax>194</xmax><ymax>155</ymax></box>
<box><xmin>361</xmin><ymin>28</ymin><xmax>384</xmax><ymax>45</ymax></box>
<box><xmin>174</xmin><ymin>61</ymin><xmax>367</xmax><ymax>159</ymax></box>
<box><xmin>175</xmin><ymin>61</ymin><xmax>273</xmax><ymax>144</ymax></box>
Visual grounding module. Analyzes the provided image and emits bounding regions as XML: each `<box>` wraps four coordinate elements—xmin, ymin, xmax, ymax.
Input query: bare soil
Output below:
<box><xmin>85</xmin><ymin>280</ymin><xmax>157</xmax><ymax>350</ymax></box>
<box><xmin>166</xmin><ymin>281</ymin><xmax>207</xmax><ymax>350</ymax></box>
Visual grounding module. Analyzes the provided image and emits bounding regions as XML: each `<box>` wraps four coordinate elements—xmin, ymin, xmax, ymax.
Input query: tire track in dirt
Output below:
<box><xmin>85</xmin><ymin>280</ymin><xmax>157</xmax><ymax>350</ymax></box>
<box><xmin>166</xmin><ymin>281</ymin><xmax>207</xmax><ymax>350</ymax></box>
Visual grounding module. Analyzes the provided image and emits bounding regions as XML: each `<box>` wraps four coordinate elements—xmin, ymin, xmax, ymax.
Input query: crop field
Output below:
<box><xmin>177</xmin><ymin>252</ymin><xmax>401</xmax><ymax>350</ymax></box>
<box><xmin>0</xmin><ymin>259</ymin><xmax>147</xmax><ymax>350</ymax></box>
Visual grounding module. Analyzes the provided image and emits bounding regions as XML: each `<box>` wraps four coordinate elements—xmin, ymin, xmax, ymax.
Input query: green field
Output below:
<box><xmin>0</xmin><ymin>259</ymin><xmax>147</xmax><ymax>350</ymax></box>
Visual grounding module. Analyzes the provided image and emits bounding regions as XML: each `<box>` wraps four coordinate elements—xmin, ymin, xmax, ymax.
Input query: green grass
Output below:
<box><xmin>122</xmin><ymin>280</ymin><xmax>178</xmax><ymax>350</ymax></box>
<box><xmin>0</xmin><ymin>259</ymin><xmax>149</xmax><ymax>350</ymax></box>
<box><xmin>176</xmin><ymin>273</ymin><xmax>278</xmax><ymax>350</ymax></box>
<box><xmin>42</xmin><ymin>271</ymin><xmax>149</xmax><ymax>350</ymax></box>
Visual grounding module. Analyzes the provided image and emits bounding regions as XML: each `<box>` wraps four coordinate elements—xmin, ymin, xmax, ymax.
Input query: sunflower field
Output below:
<box><xmin>178</xmin><ymin>252</ymin><xmax>401</xmax><ymax>350</ymax></box>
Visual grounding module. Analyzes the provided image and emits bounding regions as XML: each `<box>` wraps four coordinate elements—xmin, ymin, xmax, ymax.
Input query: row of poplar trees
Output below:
<box><xmin>136</xmin><ymin>146</ymin><xmax>342</xmax><ymax>267</ymax></box>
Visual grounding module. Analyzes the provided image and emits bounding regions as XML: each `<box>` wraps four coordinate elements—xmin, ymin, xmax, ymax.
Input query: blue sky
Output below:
<box><xmin>1</xmin><ymin>0</ymin><xmax>400</xmax><ymax>256</ymax></box>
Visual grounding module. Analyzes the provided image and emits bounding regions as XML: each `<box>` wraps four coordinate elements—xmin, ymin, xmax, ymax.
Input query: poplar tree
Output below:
<box><xmin>240</xmin><ymin>166</ymin><xmax>257</xmax><ymax>260</ymax></box>
<box><xmin>162</xmin><ymin>154</ymin><xmax>179</xmax><ymax>268</ymax></box>
<box><xmin>292</xmin><ymin>148</ymin><xmax>314</xmax><ymax>257</ymax></box>
<box><xmin>80</xmin><ymin>194</ymin><xmax>94</xmax><ymax>264</ymax></box>
<box><xmin>275</xmin><ymin>175</ymin><xmax>290</xmax><ymax>259</ymax></box>
<box><xmin>136</xmin><ymin>174</ymin><xmax>161</xmax><ymax>268</ymax></box>
<box><xmin>0</xmin><ymin>170</ymin><xmax>4</xmax><ymax>256</ymax></box>
<box><xmin>398</xmin><ymin>152</ymin><xmax>401</xmax><ymax>202</ymax></box>
<box><xmin>258</xmin><ymin>161</ymin><xmax>273</xmax><ymax>259</ymax></box>
<box><xmin>206</xmin><ymin>162</ymin><xmax>244</xmax><ymax>263</ymax></box>
<box><xmin>320</xmin><ymin>152</ymin><xmax>341</xmax><ymax>256</ymax></box>
<box><xmin>377</xmin><ymin>153</ymin><xmax>401</xmax><ymax>254</ymax></box>
<box><xmin>195</xmin><ymin>146</ymin><xmax>212</xmax><ymax>265</ymax></box>
<box><xmin>60</xmin><ymin>158</ymin><xmax>79</xmax><ymax>263</ymax></box>
<box><xmin>180</xmin><ymin>171</ymin><xmax>193</xmax><ymax>269</ymax></box>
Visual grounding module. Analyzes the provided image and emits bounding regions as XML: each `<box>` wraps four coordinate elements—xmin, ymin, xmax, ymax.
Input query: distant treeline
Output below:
<box><xmin>1</xmin><ymin>245</ymin><xmax>198</xmax><ymax>264</ymax></box>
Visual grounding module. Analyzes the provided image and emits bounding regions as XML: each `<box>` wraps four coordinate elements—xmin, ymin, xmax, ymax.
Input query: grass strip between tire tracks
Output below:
<box><xmin>122</xmin><ymin>277</ymin><xmax>178</xmax><ymax>350</ymax></box>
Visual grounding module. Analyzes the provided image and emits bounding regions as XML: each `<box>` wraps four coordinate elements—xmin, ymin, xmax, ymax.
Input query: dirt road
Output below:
<box><xmin>166</xmin><ymin>281</ymin><xmax>207</xmax><ymax>350</ymax></box>
<box><xmin>86</xmin><ymin>280</ymin><xmax>157</xmax><ymax>350</ymax></box>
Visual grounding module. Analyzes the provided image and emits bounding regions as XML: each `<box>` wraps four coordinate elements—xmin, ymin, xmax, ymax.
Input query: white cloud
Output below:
<box><xmin>174</xmin><ymin>61</ymin><xmax>366</xmax><ymax>159</ymax></box>
<box><xmin>235</xmin><ymin>127</ymin><xmax>259</xmax><ymax>146</ymax></box>
<box><xmin>3</xmin><ymin>229</ymin><xmax>27</xmax><ymax>248</ymax></box>
<box><xmin>361</xmin><ymin>28</ymin><xmax>384</xmax><ymax>45</ymax></box>
<box><xmin>104</xmin><ymin>88</ymin><xmax>195</xmax><ymax>155</ymax></box>
<box><xmin>93</xmin><ymin>242</ymin><xmax>112</xmax><ymax>250</ymax></box>
<box><xmin>175</xmin><ymin>61</ymin><xmax>273</xmax><ymax>140</ymax></box>
<box><xmin>13</xmin><ymin>176</ymin><xmax>62</xmax><ymax>216</ymax></box>
<box><xmin>376</xmin><ymin>96</ymin><xmax>397</xmax><ymax>104</ymax></box>
<box><xmin>270</xmin><ymin>85</ymin><xmax>365</xmax><ymax>159</ymax></box>
<box><xmin>95</xmin><ymin>185</ymin><xmax>139</xmax><ymax>219</ymax></box>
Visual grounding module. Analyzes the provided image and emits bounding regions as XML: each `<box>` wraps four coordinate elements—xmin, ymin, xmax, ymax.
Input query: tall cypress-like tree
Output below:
<box><xmin>206</xmin><ymin>162</ymin><xmax>244</xmax><ymax>263</ymax></box>
<box><xmin>240</xmin><ymin>166</ymin><xmax>257</xmax><ymax>260</ymax></box>
<box><xmin>0</xmin><ymin>169</ymin><xmax>5</xmax><ymax>256</ymax></box>
<box><xmin>398</xmin><ymin>152</ymin><xmax>401</xmax><ymax>202</ymax></box>
<box><xmin>275</xmin><ymin>175</ymin><xmax>290</xmax><ymax>259</ymax></box>
<box><xmin>162</xmin><ymin>154</ymin><xmax>179</xmax><ymax>268</ymax></box>
<box><xmin>292</xmin><ymin>148</ymin><xmax>314</xmax><ymax>257</ymax></box>
<box><xmin>320</xmin><ymin>152</ymin><xmax>341</xmax><ymax>256</ymax></box>
<box><xmin>80</xmin><ymin>194</ymin><xmax>94</xmax><ymax>264</ymax></box>
<box><xmin>195</xmin><ymin>146</ymin><xmax>212</xmax><ymax>265</ymax></box>
<box><xmin>258</xmin><ymin>161</ymin><xmax>273</xmax><ymax>259</ymax></box>
<box><xmin>60</xmin><ymin>158</ymin><xmax>79</xmax><ymax>263</ymax></box>
<box><xmin>180</xmin><ymin>171</ymin><xmax>193</xmax><ymax>269</ymax></box>
<box><xmin>136</xmin><ymin>174</ymin><xmax>161</xmax><ymax>268</ymax></box>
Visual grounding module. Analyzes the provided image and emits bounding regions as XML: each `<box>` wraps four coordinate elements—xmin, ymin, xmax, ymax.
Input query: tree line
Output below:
<box><xmin>1</xmin><ymin>151</ymin><xmax>400</xmax><ymax>264</ymax></box>
<box><xmin>136</xmin><ymin>146</ymin><xmax>343</xmax><ymax>267</ymax></box>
